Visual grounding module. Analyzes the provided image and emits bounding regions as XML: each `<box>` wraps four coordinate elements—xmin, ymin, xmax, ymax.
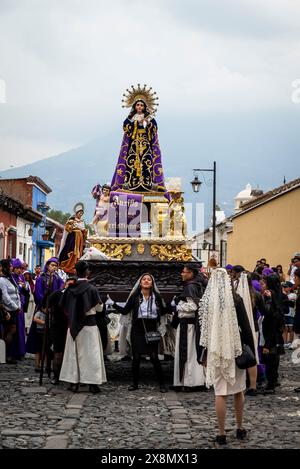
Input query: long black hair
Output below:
<box><xmin>0</xmin><ymin>258</ymin><xmax>17</xmax><ymax>287</ymax></box>
<box><xmin>128</xmin><ymin>100</ymin><xmax>150</xmax><ymax>120</ymax></box>
<box><xmin>247</xmin><ymin>272</ymin><xmax>257</xmax><ymax>309</ymax></box>
<box><xmin>0</xmin><ymin>259</ymin><xmax>12</xmax><ymax>278</ymax></box>
<box><xmin>265</xmin><ymin>274</ymin><xmax>283</xmax><ymax>312</ymax></box>
<box><xmin>132</xmin><ymin>273</ymin><xmax>164</xmax><ymax>313</ymax></box>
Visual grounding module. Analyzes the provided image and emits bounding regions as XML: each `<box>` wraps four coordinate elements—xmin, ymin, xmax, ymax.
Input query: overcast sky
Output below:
<box><xmin>0</xmin><ymin>0</ymin><xmax>300</xmax><ymax>170</ymax></box>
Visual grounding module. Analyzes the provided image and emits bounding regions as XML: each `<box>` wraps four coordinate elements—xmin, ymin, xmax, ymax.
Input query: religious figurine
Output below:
<box><xmin>111</xmin><ymin>84</ymin><xmax>168</xmax><ymax>196</ymax></box>
<box><xmin>92</xmin><ymin>183</ymin><xmax>111</xmax><ymax>237</ymax></box>
<box><xmin>58</xmin><ymin>202</ymin><xmax>87</xmax><ymax>273</ymax></box>
<box><xmin>169</xmin><ymin>191</ymin><xmax>187</xmax><ymax>237</ymax></box>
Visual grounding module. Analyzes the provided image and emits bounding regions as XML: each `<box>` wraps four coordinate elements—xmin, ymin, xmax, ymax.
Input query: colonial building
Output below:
<box><xmin>0</xmin><ymin>176</ymin><xmax>52</xmax><ymax>268</ymax></box>
<box><xmin>192</xmin><ymin>184</ymin><xmax>264</xmax><ymax>267</ymax></box>
<box><xmin>227</xmin><ymin>178</ymin><xmax>300</xmax><ymax>273</ymax></box>
<box><xmin>192</xmin><ymin>206</ymin><xmax>233</xmax><ymax>267</ymax></box>
<box><xmin>0</xmin><ymin>188</ymin><xmax>42</xmax><ymax>261</ymax></box>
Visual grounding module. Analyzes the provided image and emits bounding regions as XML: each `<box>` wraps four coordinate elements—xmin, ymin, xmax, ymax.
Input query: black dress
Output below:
<box><xmin>48</xmin><ymin>290</ymin><xmax>68</xmax><ymax>353</ymax></box>
<box><xmin>114</xmin><ymin>293</ymin><xmax>167</xmax><ymax>356</ymax></box>
<box><xmin>293</xmin><ymin>293</ymin><xmax>300</xmax><ymax>334</ymax></box>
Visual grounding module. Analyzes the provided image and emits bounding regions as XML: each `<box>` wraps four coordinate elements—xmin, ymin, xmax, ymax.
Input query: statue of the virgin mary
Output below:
<box><xmin>111</xmin><ymin>84</ymin><xmax>168</xmax><ymax>197</ymax></box>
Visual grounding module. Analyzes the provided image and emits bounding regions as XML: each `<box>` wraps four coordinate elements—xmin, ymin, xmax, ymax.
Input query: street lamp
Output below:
<box><xmin>191</xmin><ymin>161</ymin><xmax>217</xmax><ymax>251</ymax></box>
<box><xmin>190</xmin><ymin>174</ymin><xmax>202</xmax><ymax>193</ymax></box>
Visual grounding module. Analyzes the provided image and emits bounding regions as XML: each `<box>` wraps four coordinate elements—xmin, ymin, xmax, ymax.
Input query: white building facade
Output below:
<box><xmin>16</xmin><ymin>217</ymin><xmax>34</xmax><ymax>266</ymax></box>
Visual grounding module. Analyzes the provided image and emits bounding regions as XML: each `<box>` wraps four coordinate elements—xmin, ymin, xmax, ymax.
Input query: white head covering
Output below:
<box><xmin>236</xmin><ymin>272</ymin><xmax>259</xmax><ymax>362</ymax></box>
<box><xmin>120</xmin><ymin>273</ymin><xmax>167</xmax><ymax>340</ymax></box>
<box><xmin>73</xmin><ymin>202</ymin><xmax>84</xmax><ymax>215</ymax></box>
<box><xmin>126</xmin><ymin>272</ymin><xmax>165</xmax><ymax>307</ymax></box>
<box><xmin>199</xmin><ymin>268</ymin><xmax>242</xmax><ymax>387</ymax></box>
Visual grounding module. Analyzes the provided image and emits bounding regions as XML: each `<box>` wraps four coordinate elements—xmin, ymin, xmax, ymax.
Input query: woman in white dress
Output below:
<box><xmin>199</xmin><ymin>268</ymin><xmax>255</xmax><ymax>445</ymax></box>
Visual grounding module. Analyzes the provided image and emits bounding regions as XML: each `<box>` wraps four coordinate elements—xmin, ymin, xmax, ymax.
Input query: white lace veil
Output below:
<box><xmin>236</xmin><ymin>272</ymin><xmax>259</xmax><ymax>363</ymax></box>
<box><xmin>199</xmin><ymin>268</ymin><xmax>242</xmax><ymax>387</ymax></box>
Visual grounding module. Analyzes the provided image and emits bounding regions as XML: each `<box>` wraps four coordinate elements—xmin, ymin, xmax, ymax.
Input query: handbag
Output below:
<box><xmin>235</xmin><ymin>343</ymin><xmax>256</xmax><ymax>369</ymax></box>
<box><xmin>144</xmin><ymin>330</ymin><xmax>162</xmax><ymax>344</ymax></box>
<box><xmin>140</xmin><ymin>311</ymin><xmax>161</xmax><ymax>344</ymax></box>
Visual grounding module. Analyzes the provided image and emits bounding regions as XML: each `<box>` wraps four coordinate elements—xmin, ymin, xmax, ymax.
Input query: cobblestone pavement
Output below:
<box><xmin>1</xmin><ymin>351</ymin><xmax>300</xmax><ymax>449</ymax></box>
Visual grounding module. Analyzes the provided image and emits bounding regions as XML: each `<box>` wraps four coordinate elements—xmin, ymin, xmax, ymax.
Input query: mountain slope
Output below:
<box><xmin>1</xmin><ymin>110</ymin><xmax>299</xmax><ymax>227</ymax></box>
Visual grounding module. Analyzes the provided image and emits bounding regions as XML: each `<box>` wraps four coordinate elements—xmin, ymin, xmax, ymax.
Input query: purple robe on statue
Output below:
<box><xmin>111</xmin><ymin>117</ymin><xmax>169</xmax><ymax>200</ymax></box>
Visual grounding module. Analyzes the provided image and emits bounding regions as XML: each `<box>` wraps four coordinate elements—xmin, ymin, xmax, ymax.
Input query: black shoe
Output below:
<box><xmin>215</xmin><ymin>435</ymin><xmax>227</xmax><ymax>445</ymax></box>
<box><xmin>197</xmin><ymin>385</ymin><xmax>209</xmax><ymax>392</ymax></box>
<box><xmin>89</xmin><ymin>384</ymin><xmax>101</xmax><ymax>394</ymax></box>
<box><xmin>34</xmin><ymin>367</ymin><xmax>41</xmax><ymax>372</ymax></box>
<box><xmin>294</xmin><ymin>387</ymin><xmax>300</xmax><ymax>393</ymax></box>
<box><xmin>160</xmin><ymin>385</ymin><xmax>168</xmax><ymax>393</ymax></box>
<box><xmin>68</xmin><ymin>383</ymin><xmax>79</xmax><ymax>392</ymax></box>
<box><xmin>183</xmin><ymin>386</ymin><xmax>198</xmax><ymax>392</ymax></box>
<box><xmin>50</xmin><ymin>378</ymin><xmax>59</xmax><ymax>385</ymax></box>
<box><xmin>263</xmin><ymin>386</ymin><xmax>275</xmax><ymax>395</ymax></box>
<box><xmin>274</xmin><ymin>381</ymin><xmax>281</xmax><ymax>387</ymax></box>
<box><xmin>257</xmin><ymin>380</ymin><xmax>266</xmax><ymax>389</ymax></box>
<box><xmin>236</xmin><ymin>428</ymin><xmax>247</xmax><ymax>440</ymax></box>
<box><xmin>128</xmin><ymin>384</ymin><xmax>138</xmax><ymax>391</ymax></box>
<box><xmin>6</xmin><ymin>358</ymin><xmax>18</xmax><ymax>364</ymax></box>
<box><xmin>245</xmin><ymin>388</ymin><xmax>257</xmax><ymax>396</ymax></box>
<box><xmin>169</xmin><ymin>385</ymin><xmax>183</xmax><ymax>392</ymax></box>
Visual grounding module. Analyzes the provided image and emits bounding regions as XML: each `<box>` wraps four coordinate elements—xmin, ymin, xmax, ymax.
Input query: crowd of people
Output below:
<box><xmin>0</xmin><ymin>253</ymin><xmax>300</xmax><ymax>445</ymax></box>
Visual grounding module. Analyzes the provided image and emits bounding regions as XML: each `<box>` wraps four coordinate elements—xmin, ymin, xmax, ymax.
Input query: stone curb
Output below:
<box><xmin>164</xmin><ymin>391</ymin><xmax>193</xmax><ymax>444</ymax></box>
<box><xmin>43</xmin><ymin>391</ymin><xmax>89</xmax><ymax>449</ymax></box>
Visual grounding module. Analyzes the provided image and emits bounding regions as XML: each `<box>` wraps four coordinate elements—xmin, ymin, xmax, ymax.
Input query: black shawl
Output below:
<box><xmin>60</xmin><ymin>281</ymin><xmax>101</xmax><ymax>339</ymax></box>
<box><xmin>179</xmin><ymin>276</ymin><xmax>204</xmax><ymax>380</ymax></box>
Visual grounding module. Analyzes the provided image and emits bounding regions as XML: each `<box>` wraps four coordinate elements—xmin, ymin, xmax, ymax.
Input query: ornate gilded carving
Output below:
<box><xmin>93</xmin><ymin>243</ymin><xmax>132</xmax><ymax>260</ymax></box>
<box><xmin>151</xmin><ymin>244</ymin><xmax>192</xmax><ymax>261</ymax></box>
<box><xmin>137</xmin><ymin>243</ymin><xmax>145</xmax><ymax>255</ymax></box>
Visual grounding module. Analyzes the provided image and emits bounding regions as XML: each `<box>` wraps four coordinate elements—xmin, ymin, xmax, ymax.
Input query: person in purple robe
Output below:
<box><xmin>26</xmin><ymin>257</ymin><xmax>64</xmax><ymax>359</ymax></box>
<box><xmin>111</xmin><ymin>84</ymin><xmax>168</xmax><ymax>198</ymax></box>
<box><xmin>10</xmin><ymin>258</ymin><xmax>28</xmax><ymax>358</ymax></box>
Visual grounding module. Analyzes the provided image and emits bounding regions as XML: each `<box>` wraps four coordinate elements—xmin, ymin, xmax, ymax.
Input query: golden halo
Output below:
<box><xmin>121</xmin><ymin>84</ymin><xmax>159</xmax><ymax>115</ymax></box>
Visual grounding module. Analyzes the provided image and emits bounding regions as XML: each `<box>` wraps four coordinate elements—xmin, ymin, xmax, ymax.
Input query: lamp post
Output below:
<box><xmin>191</xmin><ymin>161</ymin><xmax>217</xmax><ymax>251</ymax></box>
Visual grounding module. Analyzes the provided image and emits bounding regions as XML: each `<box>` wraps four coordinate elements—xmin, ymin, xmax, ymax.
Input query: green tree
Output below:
<box><xmin>48</xmin><ymin>209</ymin><xmax>71</xmax><ymax>225</ymax></box>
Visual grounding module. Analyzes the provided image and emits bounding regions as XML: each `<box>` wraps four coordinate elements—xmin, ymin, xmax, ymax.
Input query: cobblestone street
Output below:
<box><xmin>1</xmin><ymin>352</ymin><xmax>300</xmax><ymax>449</ymax></box>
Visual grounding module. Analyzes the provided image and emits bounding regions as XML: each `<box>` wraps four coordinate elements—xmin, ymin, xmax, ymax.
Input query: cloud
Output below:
<box><xmin>0</xmin><ymin>0</ymin><xmax>299</xmax><ymax>168</ymax></box>
<box><xmin>0</xmin><ymin>135</ymin><xmax>75</xmax><ymax>171</ymax></box>
<box><xmin>164</xmin><ymin>0</ymin><xmax>300</xmax><ymax>39</ymax></box>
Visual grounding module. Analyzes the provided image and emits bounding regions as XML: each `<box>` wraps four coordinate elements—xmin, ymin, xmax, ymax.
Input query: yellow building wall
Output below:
<box><xmin>227</xmin><ymin>187</ymin><xmax>300</xmax><ymax>274</ymax></box>
<box><xmin>44</xmin><ymin>248</ymin><xmax>55</xmax><ymax>263</ymax></box>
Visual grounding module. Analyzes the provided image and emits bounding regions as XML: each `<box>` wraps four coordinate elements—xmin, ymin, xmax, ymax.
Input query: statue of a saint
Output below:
<box><xmin>58</xmin><ymin>202</ymin><xmax>87</xmax><ymax>273</ymax></box>
<box><xmin>169</xmin><ymin>191</ymin><xmax>187</xmax><ymax>237</ymax></box>
<box><xmin>111</xmin><ymin>84</ymin><xmax>168</xmax><ymax>196</ymax></box>
<box><xmin>92</xmin><ymin>183</ymin><xmax>111</xmax><ymax>236</ymax></box>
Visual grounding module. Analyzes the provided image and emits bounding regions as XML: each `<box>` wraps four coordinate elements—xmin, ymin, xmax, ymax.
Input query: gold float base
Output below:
<box><xmin>87</xmin><ymin>236</ymin><xmax>192</xmax><ymax>262</ymax></box>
